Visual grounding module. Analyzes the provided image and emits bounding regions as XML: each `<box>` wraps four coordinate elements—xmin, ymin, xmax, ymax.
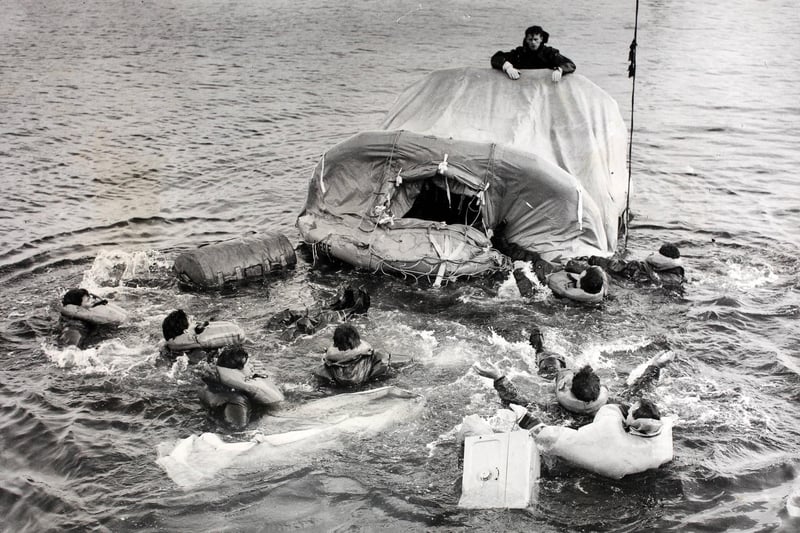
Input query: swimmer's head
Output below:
<box><xmin>333</xmin><ymin>323</ymin><xmax>361</xmax><ymax>351</ymax></box>
<box><xmin>162</xmin><ymin>309</ymin><xmax>189</xmax><ymax>341</ymax></box>
<box><xmin>571</xmin><ymin>365</ymin><xmax>601</xmax><ymax>402</ymax></box>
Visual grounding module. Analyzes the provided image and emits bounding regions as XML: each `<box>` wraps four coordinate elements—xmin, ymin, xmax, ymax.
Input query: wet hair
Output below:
<box><xmin>529</xmin><ymin>327</ymin><xmax>544</xmax><ymax>353</ymax></box>
<box><xmin>216</xmin><ymin>345</ymin><xmax>249</xmax><ymax>370</ymax></box>
<box><xmin>659</xmin><ymin>243</ymin><xmax>680</xmax><ymax>259</ymax></box>
<box><xmin>632</xmin><ymin>398</ymin><xmax>661</xmax><ymax>420</ymax></box>
<box><xmin>330</xmin><ymin>285</ymin><xmax>371</xmax><ymax>314</ymax></box>
<box><xmin>351</xmin><ymin>288</ymin><xmax>370</xmax><ymax>314</ymax></box>
<box><xmin>162</xmin><ymin>309</ymin><xmax>189</xmax><ymax>341</ymax></box>
<box><xmin>62</xmin><ymin>288</ymin><xmax>89</xmax><ymax>306</ymax></box>
<box><xmin>538</xmin><ymin>355</ymin><xmax>566</xmax><ymax>380</ymax></box>
<box><xmin>579</xmin><ymin>266</ymin><xmax>605</xmax><ymax>294</ymax></box>
<box><xmin>524</xmin><ymin>25</ymin><xmax>550</xmax><ymax>44</ymax></box>
<box><xmin>571</xmin><ymin>365</ymin><xmax>601</xmax><ymax>402</ymax></box>
<box><xmin>333</xmin><ymin>323</ymin><xmax>360</xmax><ymax>351</ymax></box>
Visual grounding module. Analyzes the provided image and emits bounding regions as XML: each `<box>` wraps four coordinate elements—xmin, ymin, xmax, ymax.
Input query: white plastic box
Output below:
<box><xmin>458</xmin><ymin>431</ymin><xmax>540</xmax><ymax>509</ymax></box>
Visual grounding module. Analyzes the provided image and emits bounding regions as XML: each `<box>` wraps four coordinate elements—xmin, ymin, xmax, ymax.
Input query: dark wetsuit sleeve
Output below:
<box><xmin>493</xmin><ymin>376</ymin><xmax>531</xmax><ymax>407</ymax></box>
<box><xmin>545</xmin><ymin>47</ymin><xmax>576</xmax><ymax>74</ymax></box>
<box><xmin>491</xmin><ymin>47</ymin><xmax>523</xmax><ymax>70</ymax></box>
<box><xmin>590</xmin><ymin>256</ymin><xmax>649</xmax><ymax>281</ymax></box>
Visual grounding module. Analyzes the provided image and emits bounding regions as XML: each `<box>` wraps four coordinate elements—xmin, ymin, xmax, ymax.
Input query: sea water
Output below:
<box><xmin>1</xmin><ymin>0</ymin><xmax>799</xmax><ymax>531</ymax></box>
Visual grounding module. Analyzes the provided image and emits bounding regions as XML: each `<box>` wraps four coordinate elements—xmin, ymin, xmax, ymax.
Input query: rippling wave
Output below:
<box><xmin>2</xmin><ymin>0</ymin><xmax>800</xmax><ymax>531</ymax></box>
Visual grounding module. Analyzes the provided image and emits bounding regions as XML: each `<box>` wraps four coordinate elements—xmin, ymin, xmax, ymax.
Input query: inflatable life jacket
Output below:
<box><xmin>534</xmin><ymin>404</ymin><xmax>673</xmax><ymax>479</ymax></box>
<box><xmin>166</xmin><ymin>321</ymin><xmax>245</xmax><ymax>352</ymax></box>
<box><xmin>321</xmin><ymin>341</ymin><xmax>384</xmax><ymax>387</ymax></box>
<box><xmin>547</xmin><ymin>270</ymin><xmax>607</xmax><ymax>304</ymax></box>
<box><xmin>324</xmin><ymin>340</ymin><xmax>374</xmax><ymax>365</ymax></box>
<box><xmin>645</xmin><ymin>252</ymin><xmax>683</xmax><ymax>272</ymax></box>
<box><xmin>555</xmin><ymin>369</ymin><xmax>608</xmax><ymax>415</ymax></box>
<box><xmin>173</xmin><ymin>232</ymin><xmax>296</xmax><ymax>289</ymax></box>
<box><xmin>215</xmin><ymin>366</ymin><xmax>284</xmax><ymax>406</ymax></box>
<box><xmin>60</xmin><ymin>302</ymin><xmax>127</xmax><ymax>325</ymax></box>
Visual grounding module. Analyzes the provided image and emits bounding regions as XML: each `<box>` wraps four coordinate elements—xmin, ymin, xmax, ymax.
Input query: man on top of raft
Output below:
<box><xmin>491</xmin><ymin>24</ymin><xmax>576</xmax><ymax>82</ymax></box>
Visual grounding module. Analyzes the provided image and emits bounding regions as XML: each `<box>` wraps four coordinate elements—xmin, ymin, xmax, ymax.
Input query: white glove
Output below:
<box><xmin>551</xmin><ymin>67</ymin><xmax>563</xmax><ymax>82</ymax></box>
<box><xmin>502</xmin><ymin>61</ymin><xmax>520</xmax><ymax>80</ymax></box>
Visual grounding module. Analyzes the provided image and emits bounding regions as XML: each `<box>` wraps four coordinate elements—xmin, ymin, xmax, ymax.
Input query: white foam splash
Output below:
<box><xmin>723</xmin><ymin>259</ymin><xmax>778</xmax><ymax>290</ymax></box>
<box><xmin>80</xmin><ymin>249</ymin><xmax>170</xmax><ymax>294</ymax></box>
<box><xmin>42</xmin><ymin>339</ymin><xmax>152</xmax><ymax>375</ymax></box>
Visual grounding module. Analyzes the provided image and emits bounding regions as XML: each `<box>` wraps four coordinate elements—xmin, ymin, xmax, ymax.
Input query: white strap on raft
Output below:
<box><xmin>396</xmin><ymin>169</ymin><xmax>403</xmax><ymax>186</ymax></box>
<box><xmin>437</xmin><ymin>153</ymin><xmax>451</xmax><ymax>207</ymax></box>
<box><xmin>429</xmin><ymin>231</ymin><xmax>467</xmax><ymax>288</ymax></box>
<box><xmin>437</xmin><ymin>153</ymin><xmax>449</xmax><ymax>174</ymax></box>
<box><xmin>477</xmin><ymin>182</ymin><xmax>490</xmax><ymax>206</ymax></box>
<box><xmin>576</xmin><ymin>186</ymin><xmax>583</xmax><ymax>231</ymax></box>
<box><xmin>319</xmin><ymin>154</ymin><xmax>327</xmax><ymax>194</ymax></box>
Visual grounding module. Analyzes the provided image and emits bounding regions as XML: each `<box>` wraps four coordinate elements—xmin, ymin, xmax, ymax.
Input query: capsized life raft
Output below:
<box><xmin>60</xmin><ymin>302</ymin><xmax>128</xmax><ymax>325</ymax></box>
<box><xmin>535</xmin><ymin>404</ymin><xmax>673</xmax><ymax>479</ymax></box>
<box><xmin>166</xmin><ymin>321</ymin><xmax>245</xmax><ymax>352</ymax></box>
<box><xmin>173</xmin><ymin>232</ymin><xmax>296</xmax><ymax>289</ymax></box>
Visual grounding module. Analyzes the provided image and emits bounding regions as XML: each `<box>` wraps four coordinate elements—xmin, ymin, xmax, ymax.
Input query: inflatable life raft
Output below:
<box><xmin>216</xmin><ymin>366</ymin><xmax>284</xmax><ymax>406</ymax></box>
<box><xmin>60</xmin><ymin>302</ymin><xmax>128</xmax><ymax>325</ymax></box>
<box><xmin>173</xmin><ymin>232</ymin><xmax>296</xmax><ymax>289</ymax></box>
<box><xmin>166</xmin><ymin>321</ymin><xmax>245</xmax><ymax>352</ymax></box>
<box><xmin>535</xmin><ymin>404</ymin><xmax>673</xmax><ymax>479</ymax></box>
<box><xmin>299</xmin><ymin>214</ymin><xmax>508</xmax><ymax>286</ymax></box>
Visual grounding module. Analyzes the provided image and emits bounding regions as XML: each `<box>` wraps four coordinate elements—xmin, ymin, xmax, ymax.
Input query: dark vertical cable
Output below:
<box><xmin>624</xmin><ymin>0</ymin><xmax>640</xmax><ymax>250</ymax></box>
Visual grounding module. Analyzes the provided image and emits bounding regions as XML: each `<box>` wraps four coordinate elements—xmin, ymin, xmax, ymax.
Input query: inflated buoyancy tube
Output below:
<box><xmin>555</xmin><ymin>369</ymin><xmax>608</xmax><ymax>415</ymax></box>
<box><xmin>216</xmin><ymin>366</ymin><xmax>284</xmax><ymax>406</ymax></box>
<box><xmin>535</xmin><ymin>404</ymin><xmax>673</xmax><ymax>479</ymax></box>
<box><xmin>547</xmin><ymin>270</ymin><xmax>607</xmax><ymax>304</ymax></box>
<box><xmin>60</xmin><ymin>302</ymin><xmax>128</xmax><ymax>325</ymax></box>
<box><xmin>173</xmin><ymin>232</ymin><xmax>297</xmax><ymax>289</ymax></box>
<box><xmin>166</xmin><ymin>321</ymin><xmax>245</xmax><ymax>352</ymax></box>
<box><xmin>645</xmin><ymin>252</ymin><xmax>683</xmax><ymax>272</ymax></box>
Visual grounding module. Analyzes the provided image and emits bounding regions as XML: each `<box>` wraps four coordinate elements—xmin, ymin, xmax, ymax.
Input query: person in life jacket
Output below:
<box><xmin>529</xmin><ymin>327</ymin><xmax>566</xmax><ymax>379</ymax></box>
<box><xmin>474</xmin><ymin>359</ymin><xmax>608</xmax><ymax>418</ymax></box>
<box><xmin>160</xmin><ymin>309</ymin><xmax>215</xmax><ymax>364</ymax></box>
<box><xmin>587</xmin><ymin>243</ymin><xmax>686</xmax><ymax>287</ymax></box>
<box><xmin>195</xmin><ymin>345</ymin><xmax>283</xmax><ymax>429</ymax></box>
<box><xmin>473</xmin><ymin>361</ymin><xmax>672</xmax><ymax>478</ymax></box>
<box><xmin>531</xmin><ymin>397</ymin><xmax>673</xmax><ymax>479</ymax></box>
<box><xmin>58</xmin><ymin>288</ymin><xmax>119</xmax><ymax>348</ymax></box>
<box><xmin>546</xmin><ymin>265</ymin><xmax>609</xmax><ymax>304</ymax></box>
<box><xmin>160</xmin><ymin>309</ymin><xmax>245</xmax><ymax>364</ymax></box>
<box><xmin>268</xmin><ymin>284</ymin><xmax>370</xmax><ymax>341</ymax></box>
<box><xmin>312</xmin><ymin>323</ymin><xmax>390</xmax><ymax>388</ymax></box>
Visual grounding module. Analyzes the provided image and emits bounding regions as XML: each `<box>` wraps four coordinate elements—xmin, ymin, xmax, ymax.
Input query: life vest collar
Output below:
<box><xmin>625</xmin><ymin>413</ymin><xmax>664</xmax><ymax>437</ymax></box>
<box><xmin>645</xmin><ymin>252</ymin><xmax>683</xmax><ymax>272</ymax></box>
<box><xmin>555</xmin><ymin>371</ymin><xmax>609</xmax><ymax>415</ymax></box>
<box><xmin>325</xmin><ymin>340</ymin><xmax>374</xmax><ymax>365</ymax></box>
<box><xmin>548</xmin><ymin>270</ymin><xmax>607</xmax><ymax>303</ymax></box>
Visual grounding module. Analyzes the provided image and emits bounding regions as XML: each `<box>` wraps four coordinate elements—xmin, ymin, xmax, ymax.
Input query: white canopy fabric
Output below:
<box><xmin>381</xmin><ymin>67</ymin><xmax>629</xmax><ymax>257</ymax></box>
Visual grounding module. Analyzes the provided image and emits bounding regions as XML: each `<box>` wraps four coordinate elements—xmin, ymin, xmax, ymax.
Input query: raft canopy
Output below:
<box><xmin>297</xmin><ymin>67</ymin><xmax>628</xmax><ymax>279</ymax></box>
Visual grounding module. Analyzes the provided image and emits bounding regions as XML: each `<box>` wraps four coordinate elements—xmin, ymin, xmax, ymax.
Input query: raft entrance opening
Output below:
<box><xmin>403</xmin><ymin>180</ymin><xmax>482</xmax><ymax>228</ymax></box>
